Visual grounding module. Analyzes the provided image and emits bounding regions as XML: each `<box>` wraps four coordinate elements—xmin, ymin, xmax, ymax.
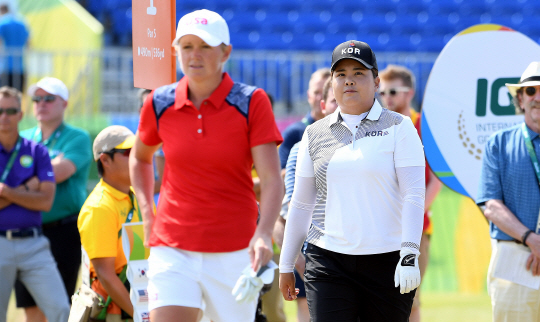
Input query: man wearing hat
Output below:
<box><xmin>279</xmin><ymin>40</ymin><xmax>425</xmax><ymax>321</ymax></box>
<box><xmin>477</xmin><ymin>62</ymin><xmax>540</xmax><ymax>322</ymax></box>
<box><xmin>15</xmin><ymin>77</ymin><xmax>92</xmax><ymax>321</ymax></box>
<box><xmin>0</xmin><ymin>86</ymin><xmax>70</xmax><ymax>322</ymax></box>
<box><xmin>78</xmin><ymin>125</ymin><xmax>140</xmax><ymax>321</ymax></box>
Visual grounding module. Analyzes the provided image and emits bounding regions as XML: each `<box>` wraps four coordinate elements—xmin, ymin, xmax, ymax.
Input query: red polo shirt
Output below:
<box><xmin>138</xmin><ymin>73</ymin><xmax>282</xmax><ymax>252</ymax></box>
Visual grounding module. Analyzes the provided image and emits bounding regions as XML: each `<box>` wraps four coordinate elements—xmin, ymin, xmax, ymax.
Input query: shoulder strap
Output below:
<box><xmin>95</xmin><ymin>265</ymin><xmax>128</xmax><ymax>320</ymax></box>
<box><xmin>117</xmin><ymin>191</ymin><xmax>140</xmax><ymax>238</ymax></box>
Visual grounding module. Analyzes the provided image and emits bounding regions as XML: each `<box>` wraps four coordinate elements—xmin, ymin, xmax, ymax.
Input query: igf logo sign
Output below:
<box><xmin>475</xmin><ymin>77</ymin><xmax>519</xmax><ymax>116</ymax></box>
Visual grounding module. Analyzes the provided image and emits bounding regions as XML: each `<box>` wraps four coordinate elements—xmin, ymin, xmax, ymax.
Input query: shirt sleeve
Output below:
<box><xmin>78</xmin><ymin>204</ymin><xmax>118</xmax><ymax>259</ymax></box>
<box><xmin>61</xmin><ymin>130</ymin><xmax>92</xmax><ymax>172</ymax></box>
<box><xmin>138</xmin><ymin>90</ymin><xmax>162</xmax><ymax>146</ymax></box>
<box><xmin>248</xmin><ymin>88</ymin><xmax>283</xmax><ymax>148</ymax></box>
<box><xmin>278</xmin><ymin>127</ymin><xmax>301</xmax><ymax>169</ymax></box>
<box><xmin>396</xmin><ymin>166</ymin><xmax>425</xmax><ymax>253</ymax></box>
<box><xmin>395</xmin><ymin>117</ymin><xmax>425</xmax><ymax>168</ymax></box>
<box><xmin>476</xmin><ymin>135</ymin><xmax>502</xmax><ymax>206</ymax></box>
<box><xmin>284</xmin><ymin>143</ymin><xmax>300</xmax><ymax>203</ymax></box>
<box><xmin>279</xmin><ymin>175</ymin><xmax>318</xmax><ymax>273</ymax></box>
<box><xmin>35</xmin><ymin>143</ymin><xmax>55</xmax><ymax>183</ymax></box>
<box><xmin>295</xmin><ymin>131</ymin><xmax>315</xmax><ymax>178</ymax></box>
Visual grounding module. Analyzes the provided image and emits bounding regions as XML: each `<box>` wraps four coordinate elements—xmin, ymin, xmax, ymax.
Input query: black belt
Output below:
<box><xmin>0</xmin><ymin>226</ymin><xmax>42</xmax><ymax>239</ymax></box>
<box><xmin>42</xmin><ymin>213</ymin><xmax>79</xmax><ymax>230</ymax></box>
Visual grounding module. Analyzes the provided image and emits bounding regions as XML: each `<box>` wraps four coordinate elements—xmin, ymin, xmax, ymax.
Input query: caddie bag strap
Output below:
<box><xmin>521</xmin><ymin>123</ymin><xmax>540</xmax><ymax>234</ymax></box>
<box><xmin>92</xmin><ymin>266</ymin><xmax>128</xmax><ymax>320</ymax></box>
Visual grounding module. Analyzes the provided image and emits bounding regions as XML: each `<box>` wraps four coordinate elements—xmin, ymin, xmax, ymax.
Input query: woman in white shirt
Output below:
<box><xmin>278</xmin><ymin>40</ymin><xmax>426</xmax><ymax>322</ymax></box>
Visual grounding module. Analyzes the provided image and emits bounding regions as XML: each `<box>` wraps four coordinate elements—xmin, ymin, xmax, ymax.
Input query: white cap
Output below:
<box><xmin>506</xmin><ymin>62</ymin><xmax>540</xmax><ymax>97</ymax></box>
<box><xmin>28</xmin><ymin>77</ymin><xmax>69</xmax><ymax>101</ymax></box>
<box><xmin>172</xmin><ymin>9</ymin><xmax>230</xmax><ymax>47</ymax></box>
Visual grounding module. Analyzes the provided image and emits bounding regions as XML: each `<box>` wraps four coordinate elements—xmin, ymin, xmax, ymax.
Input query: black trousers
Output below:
<box><xmin>15</xmin><ymin>216</ymin><xmax>81</xmax><ymax>307</ymax></box>
<box><xmin>304</xmin><ymin>243</ymin><xmax>415</xmax><ymax>322</ymax></box>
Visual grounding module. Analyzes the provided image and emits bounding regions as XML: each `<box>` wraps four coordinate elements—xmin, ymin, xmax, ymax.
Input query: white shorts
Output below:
<box><xmin>147</xmin><ymin>246</ymin><xmax>257</xmax><ymax>322</ymax></box>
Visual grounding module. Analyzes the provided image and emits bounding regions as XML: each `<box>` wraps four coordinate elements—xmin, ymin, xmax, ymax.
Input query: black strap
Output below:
<box><xmin>521</xmin><ymin>76</ymin><xmax>540</xmax><ymax>84</ymax></box>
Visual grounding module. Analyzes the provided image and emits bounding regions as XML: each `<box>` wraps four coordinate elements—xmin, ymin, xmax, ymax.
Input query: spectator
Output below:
<box><xmin>273</xmin><ymin>77</ymin><xmax>338</xmax><ymax>322</ymax></box>
<box><xmin>15</xmin><ymin>77</ymin><xmax>92</xmax><ymax>322</ymax></box>
<box><xmin>278</xmin><ymin>68</ymin><xmax>330</xmax><ymax>171</ymax></box>
<box><xmin>279</xmin><ymin>40</ymin><xmax>425</xmax><ymax>321</ymax></box>
<box><xmin>78</xmin><ymin>125</ymin><xmax>140</xmax><ymax>321</ymax></box>
<box><xmin>130</xmin><ymin>9</ymin><xmax>283</xmax><ymax>322</ymax></box>
<box><xmin>0</xmin><ymin>4</ymin><xmax>29</xmax><ymax>91</ymax></box>
<box><xmin>477</xmin><ymin>61</ymin><xmax>540</xmax><ymax>322</ymax></box>
<box><xmin>0</xmin><ymin>86</ymin><xmax>69</xmax><ymax>322</ymax></box>
<box><xmin>379</xmin><ymin>64</ymin><xmax>442</xmax><ymax>322</ymax></box>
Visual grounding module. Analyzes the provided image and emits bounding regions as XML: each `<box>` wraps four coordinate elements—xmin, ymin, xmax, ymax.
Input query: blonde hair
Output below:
<box><xmin>379</xmin><ymin>64</ymin><xmax>416</xmax><ymax>89</ymax></box>
<box><xmin>0</xmin><ymin>86</ymin><xmax>22</xmax><ymax>107</ymax></box>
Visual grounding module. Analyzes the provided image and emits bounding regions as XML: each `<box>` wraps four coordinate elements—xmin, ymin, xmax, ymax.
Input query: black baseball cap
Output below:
<box><xmin>330</xmin><ymin>40</ymin><xmax>378</xmax><ymax>73</ymax></box>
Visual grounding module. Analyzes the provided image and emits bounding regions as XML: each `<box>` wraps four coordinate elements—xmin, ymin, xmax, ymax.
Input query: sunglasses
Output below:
<box><xmin>32</xmin><ymin>95</ymin><xmax>57</xmax><ymax>103</ymax></box>
<box><xmin>105</xmin><ymin>148</ymin><xmax>131</xmax><ymax>157</ymax></box>
<box><xmin>524</xmin><ymin>87</ymin><xmax>538</xmax><ymax>97</ymax></box>
<box><xmin>379</xmin><ymin>87</ymin><xmax>410</xmax><ymax>97</ymax></box>
<box><xmin>0</xmin><ymin>107</ymin><xmax>20</xmax><ymax>115</ymax></box>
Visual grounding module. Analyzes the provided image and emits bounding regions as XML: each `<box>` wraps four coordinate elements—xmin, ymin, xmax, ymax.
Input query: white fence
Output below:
<box><xmin>1</xmin><ymin>48</ymin><xmax>439</xmax><ymax>125</ymax></box>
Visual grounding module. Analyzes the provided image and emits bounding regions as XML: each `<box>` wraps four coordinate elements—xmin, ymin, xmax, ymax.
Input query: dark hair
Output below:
<box><xmin>137</xmin><ymin>88</ymin><xmax>152</xmax><ymax>108</ymax></box>
<box><xmin>0</xmin><ymin>5</ymin><xmax>8</xmax><ymax>14</ymax></box>
<box><xmin>266</xmin><ymin>92</ymin><xmax>274</xmax><ymax>110</ymax></box>
<box><xmin>96</xmin><ymin>153</ymin><xmax>115</xmax><ymax>177</ymax></box>
<box><xmin>331</xmin><ymin>67</ymin><xmax>377</xmax><ymax>79</ymax></box>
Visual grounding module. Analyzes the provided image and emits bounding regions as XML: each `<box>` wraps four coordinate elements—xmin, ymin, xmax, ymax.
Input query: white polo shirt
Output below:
<box><xmin>296</xmin><ymin>100</ymin><xmax>425</xmax><ymax>255</ymax></box>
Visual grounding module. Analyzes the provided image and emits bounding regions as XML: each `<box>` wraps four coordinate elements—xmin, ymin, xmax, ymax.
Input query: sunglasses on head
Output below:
<box><xmin>32</xmin><ymin>95</ymin><xmax>57</xmax><ymax>103</ymax></box>
<box><xmin>524</xmin><ymin>87</ymin><xmax>538</xmax><ymax>97</ymax></box>
<box><xmin>104</xmin><ymin>148</ymin><xmax>131</xmax><ymax>157</ymax></box>
<box><xmin>0</xmin><ymin>107</ymin><xmax>20</xmax><ymax>115</ymax></box>
<box><xmin>379</xmin><ymin>87</ymin><xmax>410</xmax><ymax>97</ymax></box>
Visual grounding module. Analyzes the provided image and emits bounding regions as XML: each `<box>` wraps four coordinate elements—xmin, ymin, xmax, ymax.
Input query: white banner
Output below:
<box><xmin>421</xmin><ymin>24</ymin><xmax>540</xmax><ymax>200</ymax></box>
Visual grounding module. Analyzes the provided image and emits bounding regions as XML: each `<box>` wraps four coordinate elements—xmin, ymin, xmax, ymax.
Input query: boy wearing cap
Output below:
<box><xmin>477</xmin><ymin>62</ymin><xmax>540</xmax><ymax>322</ymax></box>
<box><xmin>279</xmin><ymin>40</ymin><xmax>425</xmax><ymax>321</ymax></box>
<box><xmin>15</xmin><ymin>77</ymin><xmax>92</xmax><ymax>321</ymax></box>
<box><xmin>78</xmin><ymin>125</ymin><xmax>141</xmax><ymax>321</ymax></box>
<box><xmin>130</xmin><ymin>9</ymin><xmax>283</xmax><ymax>322</ymax></box>
<box><xmin>0</xmin><ymin>86</ymin><xmax>70</xmax><ymax>322</ymax></box>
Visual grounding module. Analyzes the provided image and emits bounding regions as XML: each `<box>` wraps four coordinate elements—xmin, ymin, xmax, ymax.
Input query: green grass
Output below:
<box><xmin>8</xmin><ymin>288</ymin><xmax>491</xmax><ymax>322</ymax></box>
<box><xmin>282</xmin><ymin>292</ymin><xmax>492</xmax><ymax>322</ymax></box>
<box><xmin>421</xmin><ymin>292</ymin><xmax>492</xmax><ymax>322</ymax></box>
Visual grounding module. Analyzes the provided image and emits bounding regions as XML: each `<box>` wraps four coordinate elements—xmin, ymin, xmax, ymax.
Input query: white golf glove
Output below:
<box><xmin>232</xmin><ymin>261</ymin><xmax>277</xmax><ymax>303</ymax></box>
<box><xmin>394</xmin><ymin>248</ymin><xmax>421</xmax><ymax>294</ymax></box>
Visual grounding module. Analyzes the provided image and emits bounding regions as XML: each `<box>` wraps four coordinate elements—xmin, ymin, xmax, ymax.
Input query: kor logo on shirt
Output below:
<box><xmin>365</xmin><ymin>130</ymin><xmax>389</xmax><ymax>137</ymax></box>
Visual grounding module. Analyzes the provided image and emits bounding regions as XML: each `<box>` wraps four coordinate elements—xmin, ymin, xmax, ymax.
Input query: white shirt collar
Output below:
<box><xmin>329</xmin><ymin>99</ymin><xmax>383</xmax><ymax>127</ymax></box>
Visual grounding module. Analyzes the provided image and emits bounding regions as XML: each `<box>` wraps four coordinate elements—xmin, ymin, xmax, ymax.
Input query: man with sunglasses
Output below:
<box><xmin>477</xmin><ymin>62</ymin><xmax>540</xmax><ymax>322</ymax></box>
<box><xmin>379</xmin><ymin>65</ymin><xmax>442</xmax><ymax>322</ymax></box>
<box><xmin>15</xmin><ymin>77</ymin><xmax>92</xmax><ymax>322</ymax></box>
<box><xmin>0</xmin><ymin>86</ymin><xmax>70</xmax><ymax>322</ymax></box>
<box><xmin>78</xmin><ymin>125</ymin><xmax>140</xmax><ymax>321</ymax></box>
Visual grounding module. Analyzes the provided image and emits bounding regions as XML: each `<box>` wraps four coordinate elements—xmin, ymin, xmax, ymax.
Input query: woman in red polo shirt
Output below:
<box><xmin>130</xmin><ymin>9</ymin><xmax>283</xmax><ymax>322</ymax></box>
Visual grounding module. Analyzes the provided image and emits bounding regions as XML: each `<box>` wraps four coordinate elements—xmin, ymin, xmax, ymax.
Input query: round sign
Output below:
<box><xmin>421</xmin><ymin>24</ymin><xmax>540</xmax><ymax>200</ymax></box>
